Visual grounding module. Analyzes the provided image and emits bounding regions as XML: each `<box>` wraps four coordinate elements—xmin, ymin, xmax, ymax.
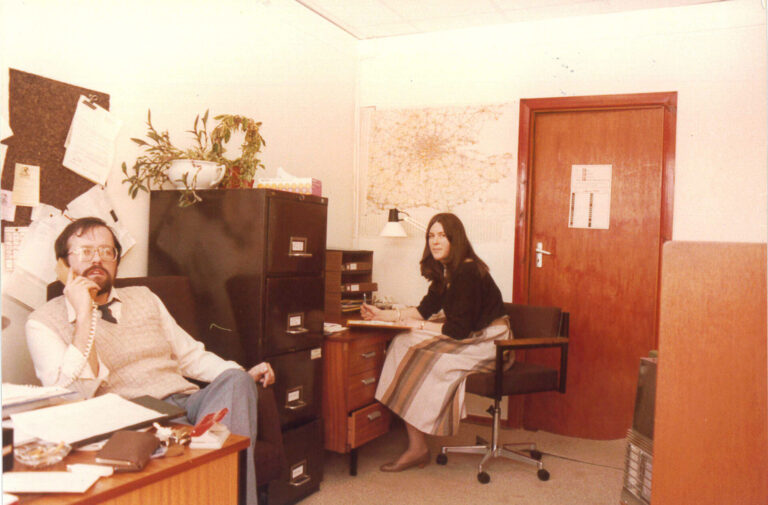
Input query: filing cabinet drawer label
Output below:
<box><xmin>286</xmin><ymin>386</ymin><xmax>306</xmax><ymax>410</ymax></box>
<box><xmin>291</xmin><ymin>460</ymin><xmax>309</xmax><ymax>485</ymax></box>
<box><xmin>289</xmin><ymin>237</ymin><xmax>311</xmax><ymax>257</ymax></box>
<box><xmin>288</xmin><ymin>313</ymin><xmax>304</xmax><ymax>328</ymax></box>
<box><xmin>310</xmin><ymin>347</ymin><xmax>322</xmax><ymax>360</ymax></box>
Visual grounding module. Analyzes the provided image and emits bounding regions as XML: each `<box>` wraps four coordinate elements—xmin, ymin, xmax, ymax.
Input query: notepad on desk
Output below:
<box><xmin>346</xmin><ymin>320</ymin><xmax>412</xmax><ymax>330</ymax></box>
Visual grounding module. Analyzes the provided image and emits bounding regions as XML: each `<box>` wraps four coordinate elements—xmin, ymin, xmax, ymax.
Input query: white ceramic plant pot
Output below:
<box><xmin>167</xmin><ymin>159</ymin><xmax>226</xmax><ymax>189</ymax></box>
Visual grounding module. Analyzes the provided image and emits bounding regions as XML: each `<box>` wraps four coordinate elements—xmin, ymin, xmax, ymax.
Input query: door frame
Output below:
<box><xmin>513</xmin><ymin>92</ymin><xmax>677</xmax><ymax>347</ymax></box>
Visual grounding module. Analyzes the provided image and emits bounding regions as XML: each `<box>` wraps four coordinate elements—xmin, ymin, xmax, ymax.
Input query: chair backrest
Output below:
<box><xmin>46</xmin><ymin>276</ymin><xmax>199</xmax><ymax>337</ymax></box>
<box><xmin>505</xmin><ymin>303</ymin><xmax>568</xmax><ymax>340</ymax></box>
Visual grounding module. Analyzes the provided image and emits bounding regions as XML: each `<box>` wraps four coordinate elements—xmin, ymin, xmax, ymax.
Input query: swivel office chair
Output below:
<box><xmin>436</xmin><ymin>303</ymin><xmax>569</xmax><ymax>483</ymax></box>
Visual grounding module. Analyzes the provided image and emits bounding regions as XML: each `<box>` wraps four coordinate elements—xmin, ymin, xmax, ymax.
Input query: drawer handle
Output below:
<box><xmin>290</xmin><ymin>474</ymin><xmax>311</xmax><ymax>487</ymax></box>
<box><xmin>286</xmin><ymin>327</ymin><xmax>309</xmax><ymax>335</ymax></box>
<box><xmin>367</xmin><ymin>411</ymin><xmax>382</xmax><ymax>421</ymax></box>
<box><xmin>286</xmin><ymin>399</ymin><xmax>307</xmax><ymax>411</ymax></box>
<box><xmin>361</xmin><ymin>377</ymin><xmax>376</xmax><ymax>386</ymax></box>
<box><xmin>360</xmin><ymin>351</ymin><xmax>376</xmax><ymax>359</ymax></box>
<box><xmin>289</xmin><ymin>252</ymin><xmax>313</xmax><ymax>257</ymax></box>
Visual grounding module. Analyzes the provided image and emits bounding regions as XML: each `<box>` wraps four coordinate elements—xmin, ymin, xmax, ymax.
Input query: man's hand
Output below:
<box><xmin>63</xmin><ymin>268</ymin><xmax>99</xmax><ymax>320</ymax></box>
<box><xmin>247</xmin><ymin>362</ymin><xmax>275</xmax><ymax>386</ymax></box>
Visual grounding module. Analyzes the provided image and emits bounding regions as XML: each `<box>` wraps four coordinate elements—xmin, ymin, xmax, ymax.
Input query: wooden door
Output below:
<box><xmin>514</xmin><ymin>93</ymin><xmax>676</xmax><ymax>439</ymax></box>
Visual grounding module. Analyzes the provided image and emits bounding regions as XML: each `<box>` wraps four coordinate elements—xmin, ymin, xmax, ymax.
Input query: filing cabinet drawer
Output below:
<box><xmin>271</xmin><ymin>348</ymin><xmax>323</xmax><ymax>429</ymax></box>
<box><xmin>267</xmin><ymin>197</ymin><xmax>327</xmax><ymax>275</ymax></box>
<box><xmin>347</xmin><ymin>369</ymin><xmax>380</xmax><ymax>412</ymax></box>
<box><xmin>264</xmin><ymin>276</ymin><xmax>324</xmax><ymax>356</ymax></box>
<box><xmin>268</xmin><ymin>418</ymin><xmax>324</xmax><ymax>505</ymax></box>
<box><xmin>348</xmin><ymin>338</ymin><xmax>386</xmax><ymax>376</ymax></box>
<box><xmin>348</xmin><ymin>402</ymin><xmax>391</xmax><ymax>449</ymax></box>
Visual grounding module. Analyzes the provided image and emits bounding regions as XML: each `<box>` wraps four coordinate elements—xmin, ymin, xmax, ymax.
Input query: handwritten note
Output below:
<box><xmin>11</xmin><ymin>163</ymin><xmax>40</xmax><ymax>207</ymax></box>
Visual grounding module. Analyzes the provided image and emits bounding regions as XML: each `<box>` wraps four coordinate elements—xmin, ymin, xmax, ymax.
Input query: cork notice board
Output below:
<box><xmin>1</xmin><ymin>68</ymin><xmax>110</xmax><ymax>228</ymax></box>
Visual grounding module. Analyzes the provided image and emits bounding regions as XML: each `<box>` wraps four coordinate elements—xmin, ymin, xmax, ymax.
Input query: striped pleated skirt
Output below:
<box><xmin>374</xmin><ymin>319</ymin><xmax>512</xmax><ymax>437</ymax></box>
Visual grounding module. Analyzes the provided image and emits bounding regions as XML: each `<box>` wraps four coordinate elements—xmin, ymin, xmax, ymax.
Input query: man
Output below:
<box><xmin>26</xmin><ymin>217</ymin><xmax>273</xmax><ymax>505</ymax></box>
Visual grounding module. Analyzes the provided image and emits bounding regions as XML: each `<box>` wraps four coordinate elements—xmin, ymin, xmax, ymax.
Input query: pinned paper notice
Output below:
<box><xmin>62</xmin><ymin>95</ymin><xmax>122</xmax><ymax>185</ymax></box>
<box><xmin>11</xmin><ymin>163</ymin><xmax>40</xmax><ymax>207</ymax></box>
<box><xmin>568</xmin><ymin>164</ymin><xmax>612</xmax><ymax>230</ymax></box>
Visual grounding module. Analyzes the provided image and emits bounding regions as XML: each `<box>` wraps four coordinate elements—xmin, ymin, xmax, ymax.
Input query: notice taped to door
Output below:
<box><xmin>568</xmin><ymin>164</ymin><xmax>612</xmax><ymax>229</ymax></box>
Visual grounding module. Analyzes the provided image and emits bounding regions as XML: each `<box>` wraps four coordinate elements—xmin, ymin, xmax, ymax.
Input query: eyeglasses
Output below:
<box><xmin>68</xmin><ymin>246</ymin><xmax>119</xmax><ymax>262</ymax></box>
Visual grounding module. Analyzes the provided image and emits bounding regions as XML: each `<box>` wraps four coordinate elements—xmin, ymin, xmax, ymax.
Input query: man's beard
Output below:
<box><xmin>83</xmin><ymin>265</ymin><xmax>113</xmax><ymax>294</ymax></box>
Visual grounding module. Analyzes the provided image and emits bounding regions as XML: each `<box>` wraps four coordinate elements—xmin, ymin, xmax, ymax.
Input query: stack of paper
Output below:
<box><xmin>2</xmin><ymin>384</ymin><xmax>79</xmax><ymax>417</ymax></box>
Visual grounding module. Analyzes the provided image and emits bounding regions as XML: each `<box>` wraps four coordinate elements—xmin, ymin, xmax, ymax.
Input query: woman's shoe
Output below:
<box><xmin>379</xmin><ymin>450</ymin><xmax>431</xmax><ymax>472</ymax></box>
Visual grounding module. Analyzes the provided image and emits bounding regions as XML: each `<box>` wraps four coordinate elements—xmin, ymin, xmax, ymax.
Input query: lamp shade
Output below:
<box><xmin>380</xmin><ymin>221</ymin><xmax>408</xmax><ymax>237</ymax></box>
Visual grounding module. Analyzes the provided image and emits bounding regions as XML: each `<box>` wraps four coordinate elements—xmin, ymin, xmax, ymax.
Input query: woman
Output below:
<box><xmin>360</xmin><ymin>213</ymin><xmax>510</xmax><ymax>472</ymax></box>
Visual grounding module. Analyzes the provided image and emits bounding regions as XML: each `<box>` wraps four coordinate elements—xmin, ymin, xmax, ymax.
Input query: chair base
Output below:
<box><xmin>437</xmin><ymin>402</ymin><xmax>550</xmax><ymax>483</ymax></box>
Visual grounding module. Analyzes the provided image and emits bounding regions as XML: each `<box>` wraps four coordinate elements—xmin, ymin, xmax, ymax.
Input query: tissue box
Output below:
<box><xmin>256</xmin><ymin>177</ymin><xmax>322</xmax><ymax>196</ymax></box>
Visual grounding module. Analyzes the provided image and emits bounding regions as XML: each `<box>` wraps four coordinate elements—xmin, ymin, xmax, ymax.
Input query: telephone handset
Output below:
<box><xmin>56</xmin><ymin>259</ymin><xmax>98</xmax><ymax>301</ymax></box>
<box><xmin>56</xmin><ymin>258</ymin><xmax>98</xmax><ymax>386</ymax></box>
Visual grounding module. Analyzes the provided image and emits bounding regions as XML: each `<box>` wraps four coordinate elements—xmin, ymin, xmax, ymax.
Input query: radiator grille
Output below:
<box><xmin>621</xmin><ymin>429</ymin><xmax>653</xmax><ymax>505</ymax></box>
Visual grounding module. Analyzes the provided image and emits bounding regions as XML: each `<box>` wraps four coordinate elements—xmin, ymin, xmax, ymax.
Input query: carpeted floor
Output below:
<box><xmin>302</xmin><ymin>420</ymin><xmax>627</xmax><ymax>505</ymax></box>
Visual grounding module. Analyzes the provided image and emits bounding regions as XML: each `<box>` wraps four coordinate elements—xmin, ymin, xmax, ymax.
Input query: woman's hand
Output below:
<box><xmin>360</xmin><ymin>302</ymin><xmax>381</xmax><ymax>320</ymax></box>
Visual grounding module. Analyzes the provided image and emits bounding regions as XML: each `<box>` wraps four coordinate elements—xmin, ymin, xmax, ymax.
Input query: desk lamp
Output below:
<box><xmin>380</xmin><ymin>208</ymin><xmax>426</xmax><ymax>237</ymax></box>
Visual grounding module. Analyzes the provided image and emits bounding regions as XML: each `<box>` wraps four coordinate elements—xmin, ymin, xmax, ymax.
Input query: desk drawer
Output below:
<box><xmin>347</xmin><ymin>369</ymin><xmax>380</xmax><ymax>412</ymax></box>
<box><xmin>348</xmin><ymin>338</ymin><xmax>386</xmax><ymax>377</ymax></box>
<box><xmin>348</xmin><ymin>402</ymin><xmax>391</xmax><ymax>449</ymax></box>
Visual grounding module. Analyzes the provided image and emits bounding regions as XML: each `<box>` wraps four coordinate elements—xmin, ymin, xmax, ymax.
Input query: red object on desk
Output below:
<box><xmin>190</xmin><ymin>407</ymin><xmax>228</xmax><ymax>437</ymax></box>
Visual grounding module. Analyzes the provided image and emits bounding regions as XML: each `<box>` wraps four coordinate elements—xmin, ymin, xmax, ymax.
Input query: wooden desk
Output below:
<box><xmin>322</xmin><ymin>327</ymin><xmax>396</xmax><ymax>476</ymax></box>
<box><xmin>11</xmin><ymin>434</ymin><xmax>249</xmax><ymax>505</ymax></box>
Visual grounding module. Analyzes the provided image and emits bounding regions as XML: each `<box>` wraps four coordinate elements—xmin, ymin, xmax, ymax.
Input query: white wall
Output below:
<box><xmin>356</xmin><ymin>0</ymin><xmax>767</xmax><ymax>306</ymax></box>
<box><xmin>0</xmin><ymin>0</ymin><xmax>359</xmax><ymax>382</ymax></box>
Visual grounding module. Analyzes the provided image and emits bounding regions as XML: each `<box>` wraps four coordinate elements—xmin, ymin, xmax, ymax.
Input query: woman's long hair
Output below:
<box><xmin>420</xmin><ymin>213</ymin><xmax>488</xmax><ymax>293</ymax></box>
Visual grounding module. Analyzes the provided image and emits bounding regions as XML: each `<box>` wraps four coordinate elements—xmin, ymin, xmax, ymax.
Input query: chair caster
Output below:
<box><xmin>436</xmin><ymin>453</ymin><xmax>448</xmax><ymax>465</ymax></box>
<box><xmin>477</xmin><ymin>471</ymin><xmax>490</xmax><ymax>484</ymax></box>
<box><xmin>537</xmin><ymin>469</ymin><xmax>550</xmax><ymax>481</ymax></box>
<box><xmin>530</xmin><ymin>449</ymin><xmax>543</xmax><ymax>460</ymax></box>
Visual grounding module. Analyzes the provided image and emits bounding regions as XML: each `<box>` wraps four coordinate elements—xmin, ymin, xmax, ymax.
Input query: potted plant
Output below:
<box><xmin>122</xmin><ymin>110</ymin><xmax>266</xmax><ymax>206</ymax></box>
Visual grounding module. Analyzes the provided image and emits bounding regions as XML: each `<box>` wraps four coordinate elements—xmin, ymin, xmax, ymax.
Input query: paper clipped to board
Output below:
<box><xmin>62</xmin><ymin>95</ymin><xmax>122</xmax><ymax>185</ymax></box>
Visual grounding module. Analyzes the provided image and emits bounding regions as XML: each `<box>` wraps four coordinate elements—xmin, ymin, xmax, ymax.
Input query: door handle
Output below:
<box><xmin>535</xmin><ymin>242</ymin><xmax>552</xmax><ymax>268</ymax></box>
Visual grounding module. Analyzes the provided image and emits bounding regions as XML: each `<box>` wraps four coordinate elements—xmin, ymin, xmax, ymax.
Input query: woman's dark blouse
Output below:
<box><xmin>416</xmin><ymin>260</ymin><xmax>506</xmax><ymax>340</ymax></box>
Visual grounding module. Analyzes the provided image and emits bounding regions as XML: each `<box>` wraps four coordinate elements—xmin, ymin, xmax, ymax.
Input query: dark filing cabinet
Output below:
<box><xmin>148</xmin><ymin>188</ymin><xmax>327</xmax><ymax>505</ymax></box>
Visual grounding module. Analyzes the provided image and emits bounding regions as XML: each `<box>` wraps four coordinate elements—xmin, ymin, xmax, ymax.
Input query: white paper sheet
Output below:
<box><xmin>66</xmin><ymin>186</ymin><xmax>136</xmax><ymax>254</ymax></box>
<box><xmin>1</xmin><ymin>268</ymin><xmax>48</xmax><ymax>309</ymax></box>
<box><xmin>15</xmin><ymin>213</ymin><xmax>71</xmax><ymax>285</ymax></box>
<box><xmin>568</xmin><ymin>164</ymin><xmax>612</xmax><ymax>230</ymax></box>
<box><xmin>62</xmin><ymin>96</ymin><xmax>122</xmax><ymax>185</ymax></box>
<box><xmin>11</xmin><ymin>164</ymin><xmax>39</xmax><ymax>207</ymax></box>
<box><xmin>3</xmin><ymin>471</ymin><xmax>100</xmax><ymax>494</ymax></box>
<box><xmin>1</xmin><ymin>190</ymin><xmax>16</xmax><ymax>221</ymax></box>
<box><xmin>10</xmin><ymin>393</ymin><xmax>163</xmax><ymax>445</ymax></box>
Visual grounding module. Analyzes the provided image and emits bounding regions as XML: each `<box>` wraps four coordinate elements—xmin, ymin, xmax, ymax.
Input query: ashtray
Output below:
<box><xmin>14</xmin><ymin>439</ymin><xmax>72</xmax><ymax>468</ymax></box>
